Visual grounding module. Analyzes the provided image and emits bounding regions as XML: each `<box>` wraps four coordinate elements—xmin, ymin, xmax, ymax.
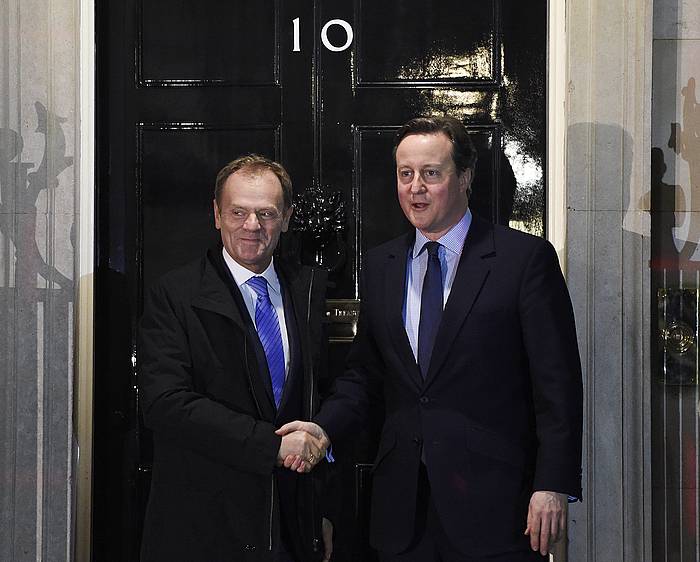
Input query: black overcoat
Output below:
<box><xmin>316</xmin><ymin>214</ymin><xmax>583</xmax><ymax>557</ymax></box>
<box><xmin>138</xmin><ymin>246</ymin><xmax>328</xmax><ymax>562</ymax></box>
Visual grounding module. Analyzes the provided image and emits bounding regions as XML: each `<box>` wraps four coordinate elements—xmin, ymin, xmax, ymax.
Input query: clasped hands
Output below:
<box><xmin>275</xmin><ymin>421</ymin><xmax>330</xmax><ymax>473</ymax></box>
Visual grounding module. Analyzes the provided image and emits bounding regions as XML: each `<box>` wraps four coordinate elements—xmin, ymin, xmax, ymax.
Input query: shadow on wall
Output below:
<box><xmin>651</xmin><ymin>73</ymin><xmax>700</xmax><ymax>561</ymax></box>
<box><xmin>648</xmin><ymin>76</ymin><xmax>700</xmax><ymax>273</ymax></box>
<box><xmin>0</xmin><ymin>101</ymin><xmax>74</xmax><ymax>289</ymax></box>
<box><xmin>566</xmin><ymin>121</ymin><xmax>635</xmax><ymax>221</ymax></box>
<box><xmin>0</xmin><ymin>102</ymin><xmax>75</xmax><ymax>561</ymax></box>
<box><xmin>565</xmin><ymin>120</ymin><xmax>637</xmax><ymax>562</ymax></box>
<box><xmin>664</xmin><ymin>76</ymin><xmax>700</xmax><ymax>264</ymax></box>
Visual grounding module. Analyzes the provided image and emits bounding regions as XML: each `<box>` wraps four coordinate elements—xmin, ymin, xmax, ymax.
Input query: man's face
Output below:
<box><xmin>213</xmin><ymin>168</ymin><xmax>292</xmax><ymax>273</ymax></box>
<box><xmin>395</xmin><ymin>132</ymin><xmax>471</xmax><ymax>240</ymax></box>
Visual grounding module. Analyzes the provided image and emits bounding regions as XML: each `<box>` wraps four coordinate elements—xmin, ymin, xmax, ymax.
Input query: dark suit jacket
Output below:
<box><xmin>315</xmin><ymin>214</ymin><xmax>583</xmax><ymax>557</ymax></box>
<box><xmin>138</xmin><ymin>246</ymin><xmax>328</xmax><ymax>562</ymax></box>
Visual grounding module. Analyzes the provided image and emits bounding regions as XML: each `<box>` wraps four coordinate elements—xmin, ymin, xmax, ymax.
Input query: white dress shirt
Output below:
<box><xmin>222</xmin><ymin>249</ymin><xmax>291</xmax><ymax>377</ymax></box>
<box><xmin>403</xmin><ymin>208</ymin><xmax>472</xmax><ymax>361</ymax></box>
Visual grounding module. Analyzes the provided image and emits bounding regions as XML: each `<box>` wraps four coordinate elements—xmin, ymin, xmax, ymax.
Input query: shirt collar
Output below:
<box><xmin>412</xmin><ymin>208</ymin><xmax>472</xmax><ymax>259</ymax></box>
<box><xmin>222</xmin><ymin>248</ymin><xmax>282</xmax><ymax>297</ymax></box>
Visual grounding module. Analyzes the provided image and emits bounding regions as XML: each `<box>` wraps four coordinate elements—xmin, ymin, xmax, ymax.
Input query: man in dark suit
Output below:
<box><xmin>279</xmin><ymin>116</ymin><xmax>583</xmax><ymax>561</ymax></box>
<box><xmin>138</xmin><ymin>155</ymin><xmax>333</xmax><ymax>562</ymax></box>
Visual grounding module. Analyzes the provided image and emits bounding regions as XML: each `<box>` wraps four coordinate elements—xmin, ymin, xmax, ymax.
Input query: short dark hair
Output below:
<box><xmin>214</xmin><ymin>154</ymin><xmax>293</xmax><ymax>210</ymax></box>
<box><xmin>393</xmin><ymin>115</ymin><xmax>478</xmax><ymax>181</ymax></box>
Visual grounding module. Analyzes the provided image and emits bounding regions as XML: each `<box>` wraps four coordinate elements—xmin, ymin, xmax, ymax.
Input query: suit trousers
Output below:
<box><xmin>378</xmin><ymin>464</ymin><xmax>548</xmax><ymax>562</ymax></box>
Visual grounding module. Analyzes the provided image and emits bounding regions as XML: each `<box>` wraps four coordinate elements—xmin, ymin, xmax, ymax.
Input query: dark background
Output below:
<box><xmin>93</xmin><ymin>1</ymin><xmax>546</xmax><ymax>559</ymax></box>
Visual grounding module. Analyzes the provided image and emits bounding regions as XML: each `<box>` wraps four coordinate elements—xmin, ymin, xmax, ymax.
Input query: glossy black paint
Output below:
<box><xmin>94</xmin><ymin>1</ymin><xmax>546</xmax><ymax>560</ymax></box>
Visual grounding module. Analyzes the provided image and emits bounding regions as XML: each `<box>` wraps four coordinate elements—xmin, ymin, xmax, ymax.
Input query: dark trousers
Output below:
<box><xmin>274</xmin><ymin>544</ymin><xmax>296</xmax><ymax>562</ymax></box>
<box><xmin>274</xmin><ymin>511</ymin><xmax>299</xmax><ymax>562</ymax></box>
<box><xmin>379</xmin><ymin>465</ymin><xmax>548</xmax><ymax>562</ymax></box>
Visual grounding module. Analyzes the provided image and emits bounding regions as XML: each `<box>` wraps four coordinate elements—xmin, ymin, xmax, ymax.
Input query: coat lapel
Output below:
<box><xmin>384</xmin><ymin>234</ymin><xmax>423</xmax><ymax>391</ymax></box>
<box><xmin>280</xmin><ymin>262</ymin><xmax>311</xmax><ymax>346</ymax></box>
<box><xmin>275</xmin><ymin>261</ymin><xmax>310</xmax><ymax>418</ymax></box>
<box><xmin>423</xmin><ymin>215</ymin><xmax>495</xmax><ymax>389</ymax></box>
<box><xmin>191</xmin><ymin>247</ymin><xmax>277</xmax><ymax>421</ymax></box>
<box><xmin>191</xmin><ymin>249</ymin><xmax>246</xmax><ymax>331</ymax></box>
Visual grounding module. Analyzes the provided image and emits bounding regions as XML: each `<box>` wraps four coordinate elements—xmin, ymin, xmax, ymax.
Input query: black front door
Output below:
<box><xmin>94</xmin><ymin>1</ymin><xmax>546</xmax><ymax>560</ymax></box>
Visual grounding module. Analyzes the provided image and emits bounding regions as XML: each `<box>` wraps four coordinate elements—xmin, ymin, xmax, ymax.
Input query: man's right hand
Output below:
<box><xmin>276</xmin><ymin>421</ymin><xmax>331</xmax><ymax>473</ymax></box>
<box><xmin>277</xmin><ymin>430</ymin><xmax>324</xmax><ymax>469</ymax></box>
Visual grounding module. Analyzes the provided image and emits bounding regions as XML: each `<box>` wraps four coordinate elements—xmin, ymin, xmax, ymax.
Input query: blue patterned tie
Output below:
<box><xmin>246</xmin><ymin>276</ymin><xmax>285</xmax><ymax>408</ymax></box>
<box><xmin>418</xmin><ymin>241</ymin><xmax>444</xmax><ymax>379</ymax></box>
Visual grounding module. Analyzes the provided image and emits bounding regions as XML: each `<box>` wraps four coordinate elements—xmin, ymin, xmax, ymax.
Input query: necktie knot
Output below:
<box><xmin>246</xmin><ymin>276</ymin><xmax>269</xmax><ymax>299</ymax></box>
<box><xmin>424</xmin><ymin>241</ymin><xmax>441</xmax><ymax>259</ymax></box>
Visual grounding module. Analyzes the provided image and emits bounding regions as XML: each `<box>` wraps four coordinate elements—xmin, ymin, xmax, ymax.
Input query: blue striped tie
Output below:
<box><xmin>246</xmin><ymin>276</ymin><xmax>285</xmax><ymax>408</ymax></box>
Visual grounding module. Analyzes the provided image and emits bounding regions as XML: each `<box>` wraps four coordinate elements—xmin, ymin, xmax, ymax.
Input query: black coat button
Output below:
<box><xmin>419</xmin><ymin>396</ymin><xmax>429</xmax><ymax>404</ymax></box>
<box><xmin>412</xmin><ymin>436</ymin><xmax>421</xmax><ymax>445</ymax></box>
<box><xmin>243</xmin><ymin>544</ymin><xmax>256</xmax><ymax>551</ymax></box>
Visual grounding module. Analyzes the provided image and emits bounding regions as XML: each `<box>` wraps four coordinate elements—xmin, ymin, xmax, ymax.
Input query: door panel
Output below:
<box><xmin>95</xmin><ymin>1</ymin><xmax>546</xmax><ymax>560</ymax></box>
<box><xmin>138</xmin><ymin>0</ymin><xmax>278</xmax><ymax>85</ymax></box>
<box><xmin>356</xmin><ymin>0</ymin><xmax>499</xmax><ymax>86</ymax></box>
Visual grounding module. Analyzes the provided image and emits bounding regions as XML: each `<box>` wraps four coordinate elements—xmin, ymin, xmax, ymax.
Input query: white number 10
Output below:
<box><xmin>292</xmin><ymin>17</ymin><xmax>354</xmax><ymax>52</ymax></box>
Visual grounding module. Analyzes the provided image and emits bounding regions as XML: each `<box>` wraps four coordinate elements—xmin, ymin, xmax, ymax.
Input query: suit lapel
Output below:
<box><xmin>423</xmin><ymin>215</ymin><xmax>495</xmax><ymax>389</ymax></box>
<box><xmin>384</xmin><ymin>234</ymin><xmax>423</xmax><ymax>391</ymax></box>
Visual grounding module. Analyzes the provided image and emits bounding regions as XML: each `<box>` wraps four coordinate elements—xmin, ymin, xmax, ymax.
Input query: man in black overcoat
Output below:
<box><xmin>139</xmin><ymin>155</ymin><xmax>332</xmax><ymax>562</ymax></box>
<box><xmin>279</xmin><ymin>116</ymin><xmax>583</xmax><ymax>561</ymax></box>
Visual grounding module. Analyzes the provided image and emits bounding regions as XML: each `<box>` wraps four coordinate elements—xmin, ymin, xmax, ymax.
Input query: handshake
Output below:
<box><xmin>275</xmin><ymin>421</ymin><xmax>330</xmax><ymax>473</ymax></box>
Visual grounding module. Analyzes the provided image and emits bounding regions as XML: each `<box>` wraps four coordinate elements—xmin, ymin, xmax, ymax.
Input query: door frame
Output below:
<box><xmin>75</xmin><ymin>0</ymin><xmax>95</xmax><ymax>559</ymax></box>
<box><xmin>547</xmin><ymin>0</ymin><xmax>567</xmax><ymax>269</ymax></box>
<box><xmin>74</xmin><ymin>2</ymin><xmax>569</xmax><ymax>558</ymax></box>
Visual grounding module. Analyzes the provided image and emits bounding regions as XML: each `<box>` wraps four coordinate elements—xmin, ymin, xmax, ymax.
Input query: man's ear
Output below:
<box><xmin>213</xmin><ymin>199</ymin><xmax>221</xmax><ymax>230</ymax></box>
<box><xmin>281</xmin><ymin>205</ymin><xmax>294</xmax><ymax>233</ymax></box>
<box><xmin>459</xmin><ymin>169</ymin><xmax>473</xmax><ymax>193</ymax></box>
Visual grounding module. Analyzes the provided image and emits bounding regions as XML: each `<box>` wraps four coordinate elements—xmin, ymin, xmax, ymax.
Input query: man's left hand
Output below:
<box><xmin>524</xmin><ymin>490</ymin><xmax>567</xmax><ymax>555</ymax></box>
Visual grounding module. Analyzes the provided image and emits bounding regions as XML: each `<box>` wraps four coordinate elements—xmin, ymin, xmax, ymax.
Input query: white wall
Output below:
<box><xmin>566</xmin><ymin>0</ymin><xmax>653</xmax><ymax>560</ymax></box>
<box><xmin>0</xmin><ymin>0</ymin><xmax>79</xmax><ymax>559</ymax></box>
